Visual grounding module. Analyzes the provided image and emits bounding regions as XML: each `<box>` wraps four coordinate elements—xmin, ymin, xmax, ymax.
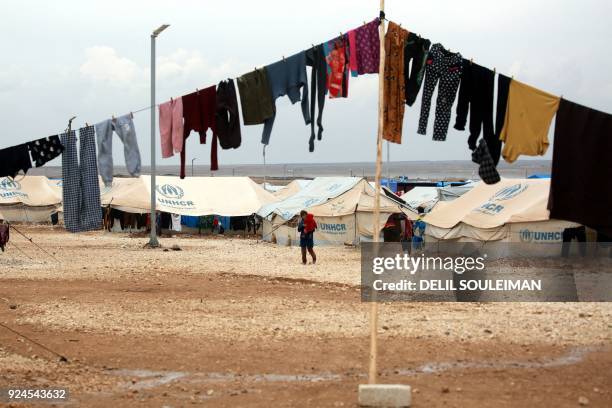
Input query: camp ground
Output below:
<box><xmin>2</xmin><ymin>2</ymin><xmax>612</xmax><ymax>407</ymax></box>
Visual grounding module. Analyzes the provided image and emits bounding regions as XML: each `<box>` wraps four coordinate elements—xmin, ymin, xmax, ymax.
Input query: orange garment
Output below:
<box><xmin>382</xmin><ymin>22</ymin><xmax>409</xmax><ymax>144</ymax></box>
<box><xmin>500</xmin><ymin>79</ymin><xmax>560</xmax><ymax>163</ymax></box>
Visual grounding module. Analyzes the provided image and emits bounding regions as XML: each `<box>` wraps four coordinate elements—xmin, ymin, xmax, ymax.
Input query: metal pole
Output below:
<box><xmin>148</xmin><ymin>24</ymin><xmax>169</xmax><ymax>248</ymax></box>
<box><xmin>369</xmin><ymin>0</ymin><xmax>385</xmax><ymax>385</ymax></box>
<box><xmin>192</xmin><ymin>157</ymin><xmax>197</xmax><ymax>177</ymax></box>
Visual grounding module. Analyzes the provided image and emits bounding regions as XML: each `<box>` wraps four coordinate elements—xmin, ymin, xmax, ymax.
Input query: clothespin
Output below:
<box><xmin>112</xmin><ymin>114</ymin><xmax>115</xmax><ymax>121</ymax></box>
<box><xmin>130</xmin><ymin>111</ymin><xmax>134</xmax><ymax>119</ymax></box>
<box><xmin>196</xmin><ymin>87</ymin><xmax>199</xmax><ymax>94</ymax></box>
<box><xmin>170</xmin><ymin>96</ymin><xmax>173</xmax><ymax>102</ymax></box>
<box><xmin>363</xmin><ymin>21</ymin><xmax>366</xmax><ymax>26</ymax></box>
<box><xmin>470</xmin><ymin>58</ymin><xmax>473</xmax><ymax>65</ymax></box>
<box><xmin>282</xmin><ymin>55</ymin><xmax>285</xmax><ymax>62</ymax></box>
<box><xmin>85</xmin><ymin>122</ymin><xmax>89</xmax><ymax>127</ymax></box>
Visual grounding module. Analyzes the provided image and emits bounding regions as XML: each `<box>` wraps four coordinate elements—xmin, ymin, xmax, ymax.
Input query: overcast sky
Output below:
<box><xmin>2</xmin><ymin>0</ymin><xmax>611</xmax><ymax>168</ymax></box>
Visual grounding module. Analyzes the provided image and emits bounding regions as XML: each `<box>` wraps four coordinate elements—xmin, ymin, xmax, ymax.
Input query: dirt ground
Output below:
<box><xmin>0</xmin><ymin>225</ymin><xmax>611</xmax><ymax>407</ymax></box>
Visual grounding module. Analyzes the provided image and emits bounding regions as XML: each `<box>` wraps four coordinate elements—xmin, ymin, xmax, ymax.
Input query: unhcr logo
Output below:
<box><xmin>156</xmin><ymin>184</ymin><xmax>184</xmax><ymax>199</ymax></box>
<box><xmin>0</xmin><ymin>178</ymin><xmax>27</xmax><ymax>199</ymax></box>
<box><xmin>519</xmin><ymin>229</ymin><xmax>562</xmax><ymax>242</ymax></box>
<box><xmin>0</xmin><ymin>179</ymin><xmax>21</xmax><ymax>191</ymax></box>
<box><xmin>476</xmin><ymin>183</ymin><xmax>528</xmax><ymax>215</ymax></box>
<box><xmin>155</xmin><ymin>184</ymin><xmax>194</xmax><ymax>209</ymax></box>
<box><xmin>490</xmin><ymin>183</ymin><xmax>528</xmax><ymax>201</ymax></box>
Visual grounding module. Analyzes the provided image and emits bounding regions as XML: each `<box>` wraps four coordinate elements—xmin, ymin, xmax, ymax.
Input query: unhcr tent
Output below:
<box><xmin>422</xmin><ymin>178</ymin><xmax>579</xmax><ymax>255</ymax></box>
<box><xmin>103</xmin><ymin>175</ymin><xmax>277</xmax><ymax>216</ymax></box>
<box><xmin>437</xmin><ymin>181</ymin><xmax>476</xmax><ymax>201</ymax></box>
<box><xmin>272</xmin><ymin>179</ymin><xmax>312</xmax><ymax>200</ymax></box>
<box><xmin>259</xmin><ymin>177</ymin><xmax>416</xmax><ymax>246</ymax></box>
<box><xmin>0</xmin><ymin>176</ymin><xmax>62</xmax><ymax>222</ymax></box>
<box><xmin>400</xmin><ymin>186</ymin><xmax>439</xmax><ymax>212</ymax></box>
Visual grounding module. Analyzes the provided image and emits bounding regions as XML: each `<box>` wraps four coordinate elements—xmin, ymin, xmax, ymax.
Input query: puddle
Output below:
<box><xmin>113</xmin><ymin>368</ymin><xmax>188</xmax><ymax>389</ymax></box>
<box><xmin>109</xmin><ymin>346</ymin><xmax>597</xmax><ymax>390</ymax></box>
<box><xmin>393</xmin><ymin>346</ymin><xmax>595</xmax><ymax>376</ymax></box>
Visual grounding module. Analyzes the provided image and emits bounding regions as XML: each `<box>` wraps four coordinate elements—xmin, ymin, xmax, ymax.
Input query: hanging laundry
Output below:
<box><xmin>159</xmin><ymin>97</ymin><xmax>184</xmax><ymax>158</ymax></box>
<box><xmin>215</xmin><ymin>79</ymin><xmax>241</xmax><ymax>150</ymax></box>
<box><xmin>305</xmin><ymin>44</ymin><xmax>328</xmax><ymax>151</ymax></box>
<box><xmin>0</xmin><ymin>223</ymin><xmax>8</xmax><ymax>252</ymax></box>
<box><xmin>237</xmin><ymin>68</ymin><xmax>275</xmax><ymax>125</ymax></box>
<box><xmin>454</xmin><ymin>61</ymin><xmax>495</xmax><ymax>153</ymax></box>
<box><xmin>95</xmin><ymin>114</ymin><xmax>142</xmax><ymax>186</ymax></box>
<box><xmin>382</xmin><ymin>21</ymin><xmax>409</xmax><ymax>144</ymax></box>
<box><xmin>417</xmin><ymin>44</ymin><xmax>462</xmax><ymax>141</ymax></box>
<box><xmin>493</xmin><ymin>73</ymin><xmax>511</xmax><ymax>165</ymax></box>
<box><xmin>26</xmin><ymin>135</ymin><xmax>64</xmax><ymax>167</ymax></box>
<box><xmin>347</xmin><ymin>29</ymin><xmax>359</xmax><ymax>77</ymax></box>
<box><xmin>471</xmin><ymin>139</ymin><xmax>500</xmax><ymax>185</ymax></box>
<box><xmin>500</xmin><ymin>79</ymin><xmax>560</xmax><ymax>163</ymax></box>
<box><xmin>403</xmin><ymin>33</ymin><xmax>431</xmax><ymax>106</ymax></box>
<box><xmin>548</xmin><ymin>99</ymin><xmax>612</xmax><ymax>235</ymax></box>
<box><xmin>262</xmin><ymin>51</ymin><xmax>310</xmax><ymax>145</ymax></box>
<box><xmin>323</xmin><ymin>37</ymin><xmax>349</xmax><ymax>98</ymax></box>
<box><xmin>180</xmin><ymin>85</ymin><xmax>218</xmax><ymax>176</ymax></box>
<box><xmin>61</xmin><ymin>126</ymin><xmax>102</xmax><ymax>233</ymax></box>
<box><xmin>0</xmin><ymin>144</ymin><xmax>32</xmax><ymax>178</ymax></box>
<box><xmin>355</xmin><ymin>18</ymin><xmax>380</xmax><ymax>75</ymax></box>
<box><xmin>171</xmin><ymin>213</ymin><xmax>182</xmax><ymax>232</ymax></box>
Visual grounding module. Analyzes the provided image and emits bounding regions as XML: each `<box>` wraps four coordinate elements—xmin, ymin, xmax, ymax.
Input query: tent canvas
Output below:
<box><xmin>262</xmin><ymin>178</ymin><xmax>417</xmax><ymax>246</ymax></box>
<box><xmin>0</xmin><ymin>176</ymin><xmax>62</xmax><ymax>222</ymax></box>
<box><xmin>103</xmin><ymin>176</ymin><xmax>278</xmax><ymax>216</ymax></box>
<box><xmin>272</xmin><ymin>179</ymin><xmax>312</xmax><ymax>200</ymax></box>
<box><xmin>258</xmin><ymin>177</ymin><xmax>363</xmax><ymax>221</ymax></box>
<box><xmin>437</xmin><ymin>181</ymin><xmax>476</xmax><ymax>201</ymax></box>
<box><xmin>423</xmin><ymin>178</ymin><xmax>579</xmax><ymax>246</ymax></box>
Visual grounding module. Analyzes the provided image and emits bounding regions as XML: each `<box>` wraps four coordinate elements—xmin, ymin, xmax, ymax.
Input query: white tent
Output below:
<box><xmin>103</xmin><ymin>175</ymin><xmax>278</xmax><ymax>216</ymax></box>
<box><xmin>260</xmin><ymin>177</ymin><xmax>416</xmax><ymax>246</ymax></box>
<box><xmin>422</xmin><ymin>178</ymin><xmax>579</xmax><ymax>255</ymax></box>
<box><xmin>272</xmin><ymin>179</ymin><xmax>312</xmax><ymax>200</ymax></box>
<box><xmin>437</xmin><ymin>181</ymin><xmax>477</xmax><ymax>201</ymax></box>
<box><xmin>0</xmin><ymin>176</ymin><xmax>62</xmax><ymax>222</ymax></box>
<box><xmin>399</xmin><ymin>186</ymin><xmax>439</xmax><ymax>212</ymax></box>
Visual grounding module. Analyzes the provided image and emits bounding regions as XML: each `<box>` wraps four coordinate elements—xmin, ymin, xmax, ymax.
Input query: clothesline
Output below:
<box><xmin>1</xmin><ymin>14</ymin><xmax>592</xmax><ymax>153</ymax></box>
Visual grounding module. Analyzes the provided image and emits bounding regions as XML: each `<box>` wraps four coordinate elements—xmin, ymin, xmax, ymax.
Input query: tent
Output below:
<box><xmin>103</xmin><ymin>175</ymin><xmax>278</xmax><ymax>216</ymax></box>
<box><xmin>399</xmin><ymin>186</ymin><xmax>439</xmax><ymax>212</ymax></box>
<box><xmin>422</xmin><ymin>178</ymin><xmax>579</xmax><ymax>255</ymax></box>
<box><xmin>272</xmin><ymin>179</ymin><xmax>312</xmax><ymax>200</ymax></box>
<box><xmin>437</xmin><ymin>181</ymin><xmax>476</xmax><ymax>201</ymax></box>
<box><xmin>0</xmin><ymin>176</ymin><xmax>62</xmax><ymax>222</ymax></box>
<box><xmin>259</xmin><ymin>177</ymin><xmax>416</xmax><ymax>246</ymax></box>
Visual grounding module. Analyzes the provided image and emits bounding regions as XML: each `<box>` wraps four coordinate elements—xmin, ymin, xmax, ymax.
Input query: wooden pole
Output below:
<box><xmin>369</xmin><ymin>0</ymin><xmax>385</xmax><ymax>385</ymax></box>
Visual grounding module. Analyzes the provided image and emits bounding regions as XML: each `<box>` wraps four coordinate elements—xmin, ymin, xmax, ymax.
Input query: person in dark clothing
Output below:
<box><xmin>383</xmin><ymin>213</ymin><xmax>402</xmax><ymax>242</ymax></box>
<box><xmin>298</xmin><ymin>210</ymin><xmax>317</xmax><ymax>264</ymax></box>
<box><xmin>561</xmin><ymin>226</ymin><xmax>587</xmax><ymax>257</ymax></box>
<box><xmin>454</xmin><ymin>61</ymin><xmax>496</xmax><ymax>154</ymax></box>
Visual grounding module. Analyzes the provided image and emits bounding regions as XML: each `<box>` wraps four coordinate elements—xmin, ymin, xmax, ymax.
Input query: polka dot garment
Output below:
<box><xmin>27</xmin><ymin>135</ymin><xmax>64</xmax><ymax>167</ymax></box>
<box><xmin>417</xmin><ymin>43</ymin><xmax>463</xmax><ymax>141</ymax></box>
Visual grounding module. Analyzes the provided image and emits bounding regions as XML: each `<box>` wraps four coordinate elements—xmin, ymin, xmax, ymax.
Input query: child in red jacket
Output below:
<box><xmin>298</xmin><ymin>210</ymin><xmax>317</xmax><ymax>264</ymax></box>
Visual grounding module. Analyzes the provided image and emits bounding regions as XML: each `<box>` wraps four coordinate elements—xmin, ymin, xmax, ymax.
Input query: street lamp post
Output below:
<box><xmin>191</xmin><ymin>157</ymin><xmax>197</xmax><ymax>177</ymax></box>
<box><xmin>148</xmin><ymin>23</ymin><xmax>170</xmax><ymax>248</ymax></box>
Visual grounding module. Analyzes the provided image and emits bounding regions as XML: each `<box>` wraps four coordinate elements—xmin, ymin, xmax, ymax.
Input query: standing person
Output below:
<box><xmin>400</xmin><ymin>214</ymin><xmax>413</xmax><ymax>254</ymax></box>
<box><xmin>298</xmin><ymin>210</ymin><xmax>317</xmax><ymax>264</ymax></box>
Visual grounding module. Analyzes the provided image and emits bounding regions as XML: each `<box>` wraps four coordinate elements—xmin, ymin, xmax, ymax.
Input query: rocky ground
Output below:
<box><xmin>0</xmin><ymin>225</ymin><xmax>610</xmax><ymax>407</ymax></box>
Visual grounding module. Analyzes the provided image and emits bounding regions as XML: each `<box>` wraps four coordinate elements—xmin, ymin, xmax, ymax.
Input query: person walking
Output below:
<box><xmin>298</xmin><ymin>210</ymin><xmax>317</xmax><ymax>264</ymax></box>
